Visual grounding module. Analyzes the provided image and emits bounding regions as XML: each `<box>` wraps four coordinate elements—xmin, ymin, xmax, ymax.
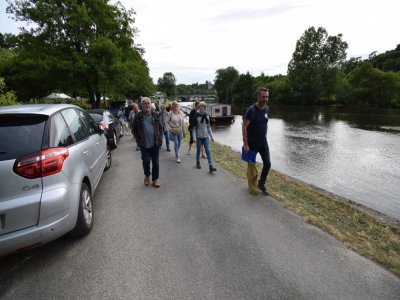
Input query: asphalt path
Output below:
<box><xmin>1</xmin><ymin>136</ymin><xmax>399</xmax><ymax>299</ymax></box>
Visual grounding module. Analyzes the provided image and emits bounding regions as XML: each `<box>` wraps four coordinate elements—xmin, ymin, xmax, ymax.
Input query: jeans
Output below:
<box><xmin>161</xmin><ymin>130</ymin><xmax>170</xmax><ymax>150</ymax></box>
<box><xmin>140</xmin><ymin>145</ymin><xmax>159</xmax><ymax>181</ymax></box>
<box><xmin>170</xmin><ymin>132</ymin><xmax>181</xmax><ymax>158</ymax></box>
<box><xmin>250</xmin><ymin>144</ymin><xmax>271</xmax><ymax>186</ymax></box>
<box><xmin>196</xmin><ymin>138</ymin><xmax>212</xmax><ymax>165</ymax></box>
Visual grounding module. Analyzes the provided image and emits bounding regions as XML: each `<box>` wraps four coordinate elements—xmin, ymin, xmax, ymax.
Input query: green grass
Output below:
<box><xmin>193</xmin><ymin>134</ymin><xmax>400</xmax><ymax>277</ymax></box>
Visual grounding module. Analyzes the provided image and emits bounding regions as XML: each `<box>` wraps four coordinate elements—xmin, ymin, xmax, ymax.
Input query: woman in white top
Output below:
<box><xmin>167</xmin><ymin>101</ymin><xmax>185</xmax><ymax>163</ymax></box>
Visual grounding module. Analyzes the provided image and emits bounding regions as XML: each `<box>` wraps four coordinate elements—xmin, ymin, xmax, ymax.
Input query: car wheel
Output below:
<box><xmin>69</xmin><ymin>183</ymin><xmax>93</xmax><ymax>237</ymax></box>
<box><xmin>104</xmin><ymin>146</ymin><xmax>111</xmax><ymax>171</ymax></box>
<box><xmin>111</xmin><ymin>131</ymin><xmax>117</xmax><ymax>149</ymax></box>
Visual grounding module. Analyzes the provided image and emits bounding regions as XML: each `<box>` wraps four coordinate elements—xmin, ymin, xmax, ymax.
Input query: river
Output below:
<box><xmin>211</xmin><ymin>105</ymin><xmax>400</xmax><ymax>220</ymax></box>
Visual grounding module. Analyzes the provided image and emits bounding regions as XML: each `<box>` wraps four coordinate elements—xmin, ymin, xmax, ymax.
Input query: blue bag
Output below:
<box><xmin>241</xmin><ymin>146</ymin><xmax>257</xmax><ymax>163</ymax></box>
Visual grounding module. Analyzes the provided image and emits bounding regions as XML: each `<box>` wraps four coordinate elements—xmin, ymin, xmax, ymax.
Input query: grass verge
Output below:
<box><xmin>207</xmin><ymin>139</ymin><xmax>400</xmax><ymax>277</ymax></box>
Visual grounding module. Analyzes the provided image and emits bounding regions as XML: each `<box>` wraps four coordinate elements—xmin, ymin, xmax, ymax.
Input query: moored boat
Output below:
<box><xmin>206</xmin><ymin>103</ymin><xmax>235</xmax><ymax>124</ymax></box>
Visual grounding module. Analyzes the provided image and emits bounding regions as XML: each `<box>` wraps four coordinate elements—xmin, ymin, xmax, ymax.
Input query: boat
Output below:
<box><xmin>206</xmin><ymin>103</ymin><xmax>235</xmax><ymax>124</ymax></box>
<box><xmin>178</xmin><ymin>101</ymin><xmax>235</xmax><ymax>124</ymax></box>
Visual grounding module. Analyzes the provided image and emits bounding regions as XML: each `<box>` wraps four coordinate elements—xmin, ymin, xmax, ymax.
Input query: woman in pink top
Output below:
<box><xmin>167</xmin><ymin>101</ymin><xmax>185</xmax><ymax>163</ymax></box>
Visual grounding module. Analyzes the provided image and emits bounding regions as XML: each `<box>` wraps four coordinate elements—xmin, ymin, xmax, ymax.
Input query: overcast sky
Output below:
<box><xmin>1</xmin><ymin>0</ymin><xmax>399</xmax><ymax>84</ymax></box>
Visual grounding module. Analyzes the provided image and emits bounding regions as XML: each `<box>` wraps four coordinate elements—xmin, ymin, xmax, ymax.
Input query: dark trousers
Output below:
<box><xmin>140</xmin><ymin>145</ymin><xmax>159</xmax><ymax>181</ymax></box>
<box><xmin>189</xmin><ymin>128</ymin><xmax>194</xmax><ymax>145</ymax></box>
<box><xmin>250</xmin><ymin>144</ymin><xmax>271</xmax><ymax>186</ymax></box>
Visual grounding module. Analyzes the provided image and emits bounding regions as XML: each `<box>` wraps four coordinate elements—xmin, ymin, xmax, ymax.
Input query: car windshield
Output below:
<box><xmin>0</xmin><ymin>114</ymin><xmax>47</xmax><ymax>161</ymax></box>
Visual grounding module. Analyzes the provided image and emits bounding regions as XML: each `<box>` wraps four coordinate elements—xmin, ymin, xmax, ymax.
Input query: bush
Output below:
<box><xmin>73</xmin><ymin>100</ymin><xmax>91</xmax><ymax>109</ymax></box>
<box><xmin>0</xmin><ymin>77</ymin><xmax>17</xmax><ymax>106</ymax></box>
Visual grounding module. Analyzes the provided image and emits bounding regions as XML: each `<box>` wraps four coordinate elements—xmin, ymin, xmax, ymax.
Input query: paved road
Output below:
<box><xmin>1</xmin><ymin>137</ymin><xmax>399</xmax><ymax>299</ymax></box>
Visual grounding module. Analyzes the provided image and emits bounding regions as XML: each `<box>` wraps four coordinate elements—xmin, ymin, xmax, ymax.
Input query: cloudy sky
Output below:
<box><xmin>1</xmin><ymin>0</ymin><xmax>399</xmax><ymax>84</ymax></box>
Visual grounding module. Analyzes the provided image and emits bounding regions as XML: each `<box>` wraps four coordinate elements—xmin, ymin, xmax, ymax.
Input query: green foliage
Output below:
<box><xmin>176</xmin><ymin>81</ymin><xmax>215</xmax><ymax>95</ymax></box>
<box><xmin>0</xmin><ymin>47</ymin><xmax>16</xmax><ymax>73</ymax></box>
<box><xmin>0</xmin><ymin>33</ymin><xmax>20</xmax><ymax>49</ymax></box>
<box><xmin>214</xmin><ymin>66</ymin><xmax>239</xmax><ymax>103</ymax></box>
<box><xmin>342</xmin><ymin>56</ymin><xmax>364</xmax><ymax>74</ymax></box>
<box><xmin>287</xmin><ymin>26</ymin><xmax>348</xmax><ymax>104</ymax></box>
<box><xmin>347</xmin><ymin>62</ymin><xmax>400</xmax><ymax>107</ymax></box>
<box><xmin>72</xmin><ymin>100</ymin><xmax>91</xmax><ymax>110</ymax></box>
<box><xmin>370</xmin><ymin>45</ymin><xmax>400</xmax><ymax>73</ymax></box>
<box><xmin>267</xmin><ymin>77</ymin><xmax>289</xmax><ymax>104</ymax></box>
<box><xmin>0</xmin><ymin>77</ymin><xmax>17</xmax><ymax>106</ymax></box>
<box><xmin>4</xmin><ymin>0</ymin><xmax>153</xmax><ymax>104</ymax></box>
<box><xmin>231</xmin><ymin>72</ymin><xmax>255</xmax><ymax>108</ymax></box>
<box><xmin>157</xmin><ymin>72</ymin><xmax>176</xmax><ymax>98</ymax></box>
<box><xmin>176</xmin><ymin>84</ymin><xmax>193</xmax><ymax>95</ymax></box>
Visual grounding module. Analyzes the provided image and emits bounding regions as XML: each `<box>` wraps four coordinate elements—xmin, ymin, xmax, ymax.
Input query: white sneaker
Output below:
<box><xmin>176</xmin><ymin>158</ymin><xmax>181</xmax><ymax>163</ymax></box>
<box><xmin>188</xmin><ymin>150</ymin><xmax>192</xmax><ymax>155</ymax></box>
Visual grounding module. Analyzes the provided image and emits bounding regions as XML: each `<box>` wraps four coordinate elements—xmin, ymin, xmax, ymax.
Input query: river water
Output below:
<box><xmin>211</xmin><ymin>106</ymin><xmax>400</xmax><ymax>220</ymax></box>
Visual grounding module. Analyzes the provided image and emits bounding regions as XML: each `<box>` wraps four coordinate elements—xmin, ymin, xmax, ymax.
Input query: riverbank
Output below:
<box><xmin>206</xmin><ymin>140</ymin><xmax>400</xmax><ymax>277</ymax></box>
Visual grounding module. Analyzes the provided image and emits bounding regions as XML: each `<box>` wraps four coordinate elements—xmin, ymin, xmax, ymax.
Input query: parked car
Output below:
<box><xmin>108</xmin><ymin>100</ymin><xmax>129</xmax><ymax>117</ymax></box>
<box><xmin>87</xmin><ymin>109</ymin><xmax>123</xmax><ymax>149</ymax></box>
<box><xmin>0</xmin><ymin>104</ymin><xmax>111</xmax><ymax>257</ymax></box>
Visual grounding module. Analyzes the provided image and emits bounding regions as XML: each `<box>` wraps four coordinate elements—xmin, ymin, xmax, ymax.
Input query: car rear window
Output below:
<box><xmin>89</xmin><ymin>113</ymin><xmax>103</xmax><ymax>122</ymax></box>
<box><xmin>0</xmin><ymin>114</ymin><xmax>47</xmax><ymax>161</ymax></box>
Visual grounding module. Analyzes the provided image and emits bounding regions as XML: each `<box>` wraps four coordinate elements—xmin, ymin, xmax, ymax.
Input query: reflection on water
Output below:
<box><xmin>212</xmin><ymin>106</ymin><xmax>400</xmax><ymax>219</ymax></box>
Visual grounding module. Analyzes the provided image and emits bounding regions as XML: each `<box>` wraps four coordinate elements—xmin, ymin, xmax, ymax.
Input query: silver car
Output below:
<box><xmin>0</xmin><ymin>104</ymin><xmax>111</xmax><ymax>256</ymax></box>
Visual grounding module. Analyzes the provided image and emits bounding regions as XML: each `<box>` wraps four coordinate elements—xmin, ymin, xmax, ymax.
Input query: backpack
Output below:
<box><xmin>188</xmin><ymin>108</ymin><xmax>197</xmax><ymax>130</ymax></box>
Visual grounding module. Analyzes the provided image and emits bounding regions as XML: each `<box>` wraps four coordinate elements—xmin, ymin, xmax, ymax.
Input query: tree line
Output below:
<box><xmin>1</xmin><ymin>4</ymin><xmax>399</xmax><ymax>110</ymax></box>
<box><xmin>214</xmin><ymin>27</ymin><xmax>400</xmax><ymax>108</ymax></box>
<box><xmin>156</xmin><ymin>72</ymin><xmax>215</xmax><ymax>99</ymax></box>
<box><xmin>0</xmin><ymin>0</ymin><xmax>155</xmax><ymax>107</ymax></box>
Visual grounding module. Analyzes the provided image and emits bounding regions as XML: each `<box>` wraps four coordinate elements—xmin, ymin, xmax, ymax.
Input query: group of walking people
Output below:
<box><xmin>130</xmin><ymin>98</ymin><xmax>217</xmax><ymax>188</ymax></box>
<box><xmin>129</xmin><ymin>87</ymin><xmax>271</xmax><ymax>197</ymax></box>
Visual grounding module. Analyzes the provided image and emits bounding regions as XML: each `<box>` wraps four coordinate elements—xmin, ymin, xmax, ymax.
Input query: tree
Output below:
<box><xmin>347</xmin><ymin>62</ymin><xmax>400</xmax><ymax>107</ymax></box>
<box><xmin>214</xmin><ymin>66</ymin><xmax>239</xmax><ymax>104</ymax></box>
<box><xmin>176</xmin><ymin>82</ymin><xmax>215</xmax><ymax>95</ymax></box>
<box><xmin>231</xmin><ymin>72</ymin><xmax>255</xmax><ymax>108</ymax></box>
<box><xmin>157</xmin><ymin>72</ymin><xmax>176</xmax><ymax>98</ymax></box>
<box><xmin>0</xmin><ymin>33</ymin><xmax>20</xmax><ymax>49</ymax></box>
<box><xmin>176</xmin><ymin>84</ymin><xmax>193</xmax><ymax>95</ymax></box>
<box><xmin>5</xmin><ymin>0</ymin><xmax>153</xmax><ymax>105</ymax></box>
<box><xmin>0</xmin><ymin>47</ymin><xmax>16</xmax><ymax>73</ymax></box>
<box><xmin>342</xmin><ymin>56</ymin><xmax>364</xmax><ymax>74</ymax></box>
<box><xmin>0</xmin><ymin>77</ymin><xmax>17</xmax><ymax>106</ymax></box>
<box><xmin>267</xmin><ymin>76</ymin><xmax>289</xmax><ymax>104</ymax></box>
<box><xmin>287</xmin><ymin>26</ymin><xmax>348</xmax><ymax>104</ymax></box>
<box><xmin>369</xmin><ymin>45</ymin><xmax>400</xmax><ymax>73</ymax></box>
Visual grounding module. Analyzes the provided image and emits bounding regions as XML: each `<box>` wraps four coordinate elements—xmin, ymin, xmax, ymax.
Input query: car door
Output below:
<box><xmin>0</xmin><ymin>114</ymin><xmax>46</xmax><ymax>234</ymax></box>
<box><xmin>76</xmin><ymin>109</ymin><xmax>106</xmax><ymax>187</ymax></box>
<box><xmin>61</xmin><ymin>109</ymin><xmax>99</xmax><ymax>185</ymax></box>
